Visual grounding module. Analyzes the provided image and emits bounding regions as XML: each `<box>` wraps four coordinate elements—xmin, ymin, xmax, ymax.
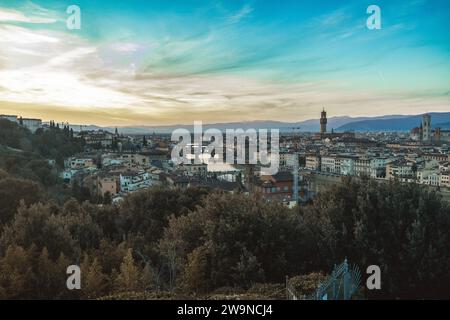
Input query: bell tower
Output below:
<box><xmin>320</xmin><ymin>108</ymin><xmax>327</xmax><ymax>134</ymax></box>
<box><xmin>422</xmin><ymin>114</ymin><xmax>431</xmax><ymax>142</ymax></box>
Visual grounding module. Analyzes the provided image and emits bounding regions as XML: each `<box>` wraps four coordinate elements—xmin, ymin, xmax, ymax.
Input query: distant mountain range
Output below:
<box><xmin>63</xmin><ymin>112</ymin><xmax>450</xmax><ymax>134</ymax></box>
<box><xmin>336</xmin><ymin>112</ymin><xmax>450</xmax><ymax>132</ymax></box>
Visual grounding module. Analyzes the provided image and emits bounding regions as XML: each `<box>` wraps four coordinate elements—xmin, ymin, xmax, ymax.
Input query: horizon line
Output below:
<box><xmin>14</xmin><ymin>110</ymin><xmax>449</xmax><ymax>129</ymax></box>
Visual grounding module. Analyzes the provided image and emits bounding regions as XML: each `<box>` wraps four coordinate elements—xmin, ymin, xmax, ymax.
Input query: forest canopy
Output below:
<box><xmin>0</xmin><ymin>174</ymin><xmax>449</xmax><ymax>300</ymax></box>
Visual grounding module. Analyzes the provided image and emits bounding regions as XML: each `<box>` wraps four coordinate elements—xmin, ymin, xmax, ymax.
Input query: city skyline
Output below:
<box><xmin>0</xmin><ymin>0</ymin><xmax>449</xmax><ymax>126</ymax></box>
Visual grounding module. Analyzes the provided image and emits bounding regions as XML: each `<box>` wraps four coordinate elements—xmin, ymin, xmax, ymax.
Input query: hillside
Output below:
<box><xmin>336</xmin><ymin>112</ymin><xmax>450</xmax><ymax>132</ymax></box>
<box><xmin>0</xmin><ymin>119</ymin><xmax>84</xmax><ymax>187</ymax></box>
<box><xmin>65</xmin><ymin>113</ymin><xmax>450</xmax><ymax>134</ymax></box>
<box><xmin>64</xmin><ymin>116</ymin><xmax>401</xmax><ymax>134</ymax></box>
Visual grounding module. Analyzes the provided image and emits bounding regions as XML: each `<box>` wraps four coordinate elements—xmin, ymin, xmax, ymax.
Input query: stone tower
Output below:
<box><xmin>422</xmin><ymin>114</ymin><xmax>431</xmax><ymax>142</ymax></box>
<box><xmin>320</xmin><ymin>108</ymin><xmax>327</xmax><ymax>134</ymax></box>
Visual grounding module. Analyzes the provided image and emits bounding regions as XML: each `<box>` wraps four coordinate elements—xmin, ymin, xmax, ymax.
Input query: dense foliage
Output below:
<box><xmin>1</xmin><ymin>119</ymin><xmax>449</xmax><ymax>299</ymax></box>
<box><xmin>0</xmin><ymin>169</ymin><xmax>449</xmax><ymax>299</ymax></box>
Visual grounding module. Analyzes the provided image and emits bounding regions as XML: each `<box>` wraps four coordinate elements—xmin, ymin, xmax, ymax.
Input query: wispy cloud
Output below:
<box><xmin>110</xmin><ymin>42</ymin><xmax>143</xmax><ymax>53</ymax></box>
<box><xmin>0</xmin><ymin>5</ymin><xmax>58</xmax><ymax>24</ymax></box>
<box><xmin>0</xmin><ymin>0</ymin><xmax>448</xmax><ymax>126</ymax></box>
<box><xmin>226</xmin><ymin>4</ymin><xmax>253</xmax><ymax>24</ymax></box>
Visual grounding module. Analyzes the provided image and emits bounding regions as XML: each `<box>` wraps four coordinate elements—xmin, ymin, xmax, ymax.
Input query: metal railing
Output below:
<box><xmin>286</xmin><ymin>259</ymin><xmax>361</xmax><ymax>300</ymax></box>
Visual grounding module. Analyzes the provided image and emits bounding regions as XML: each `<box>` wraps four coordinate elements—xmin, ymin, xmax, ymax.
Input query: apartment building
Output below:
<box><xmin>355</xmin><ymin>156</ymin><xmax>371</xmax><ymax>177</ymax></box>
<box><xmin>305</xmin><ymin>154</ymin><xmax>320</xmax><ymax>171</ymax></box>
<box><xmin>0</xmin><ymin>114</ymin><xmax>42</xmax><ymax>133</ymax></box>
<box><xmin>370</xmin><ymin>157</ymin><xmax>394</xmax><ymax>179</ymax></box>
<box><xmin>119</xmin><ymin>170</ymin><xmax>153</xmax><ymax>193</ymax></box>
<box><xmin>440</xmin><ymin>173</ymin><xmax>450</xmax><ymax>187</ymax></box>
<box><xmin>66</xmin><ymin>157</ymin><xmax>95</xmax><ymax>169</ymax></box>
<box><xmin>22</xmin><ymin>118</ymin><xmax>42</xmax><ymax>133</ymax></box>
<box><xmin>386</xmin><ymin>160</ymin><xmax>414</xmax><ymax>181</ymax></box>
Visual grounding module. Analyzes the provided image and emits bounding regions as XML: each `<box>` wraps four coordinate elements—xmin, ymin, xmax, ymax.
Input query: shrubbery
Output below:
<box><xmin>0</xmin><ymin>177</ymin><xmax>448</xmax><ymax>299</ymax></box>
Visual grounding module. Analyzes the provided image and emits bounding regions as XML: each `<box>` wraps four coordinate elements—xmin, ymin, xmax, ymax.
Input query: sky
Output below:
<box><xmin>0</xmin><ymin>0</ymin><xmax>449</xmax><ymax>126</ymax></box>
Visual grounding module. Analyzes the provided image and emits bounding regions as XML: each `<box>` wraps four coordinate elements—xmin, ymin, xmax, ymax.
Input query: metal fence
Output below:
<box><xmin>286</xmin><ymin>259</ymin><xmax>361</xmax><ymax>300</ymax></box>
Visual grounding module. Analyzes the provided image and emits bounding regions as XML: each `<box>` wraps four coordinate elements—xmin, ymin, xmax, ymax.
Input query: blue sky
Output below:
<box><xmin>0</xmin><ymin>0</ymin><xmax>449</xmax><ymax>125</ymax></box>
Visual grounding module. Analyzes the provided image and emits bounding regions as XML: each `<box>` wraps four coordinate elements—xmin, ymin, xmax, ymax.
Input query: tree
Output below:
<box><xmin>0</xmin><ymin>246</ymin><xmax>34</xmax><ymax>299</ymax></box>
<box><xmin>103</xmin><ymin>192</ymin><xmax>112</xmax><ymax>205</ymax></box>
<box><xmin>115</xmin><ymin>249</ymin><xmax>141</xmax><ymax>293</ymax></box>
<box><xmin>71</xmin><ymin>180</ymin><xmax>91</xmax><ymax>202</ymax></box>
<box><xmin>0</xmin><ymin>202</ymin><xmax>77</xmax><ymax>260</ymax></box>
<box><xmin>231</xmin><ymin>247</ymin><xmax>265</xmax><ymax>288</ymax></box>
<box><xmin>35</xmin><ymin>247</ymin><xmax>64</xmax><ymax>299</ymax></box>
<box><xmin>82</xmin><ymin>256</ymin><xmax>109</xmax><ymax>299</ymax></box>
<box><xmin>117</xmin><ymin>187</ymin><xmax>209</xmax><ymax>250</ymax></box>
<box><xmin>140</xmin><ymin>263</ymin><xmax>156</xmax><ymax>292</ymax></box>
<box><xmin>160</xmin><ymin>192</ymin><xmax>308</xmax><ymax>291</ymax></box>
<box><xmin>182</xmin><ymin>244</ymin><xmax>210</xmax><ymax>294</ymax></box>
<box><xmin>0</xmin><ymin>178</ymin><xmax>44</xmax><ymax>224</ymax></box>
<box><xmin>304</xmin><ymin>178</ymin><xmax>450</xmax><ymax>299</ymax></box>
